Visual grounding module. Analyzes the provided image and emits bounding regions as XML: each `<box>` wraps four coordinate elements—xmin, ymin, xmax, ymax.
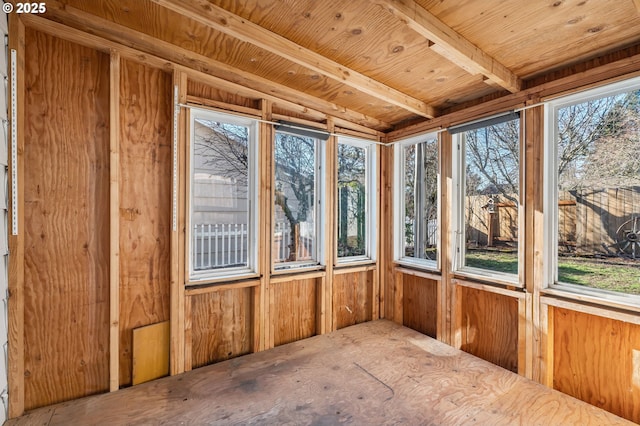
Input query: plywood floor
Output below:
<box><xmin>8</xmin><ymin>320</ymin><xmax>632</xmax><ymax>425</ymax></box>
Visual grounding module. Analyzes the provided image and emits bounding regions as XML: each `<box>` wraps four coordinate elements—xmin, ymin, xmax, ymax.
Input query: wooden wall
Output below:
<box><xmin>333</xmin><ymin>270</ymin><xmax>374</xmax><ymax>330</ymax></box>
<box><xmin>402</xmin><ymin>274</ymin><xmax>437</xmax><ymax>338</ymax></box>
<box><xmin>458</xmin><ymin>286</ymin><xmax>519</xmax><ymax>373</ymax></box>
<box><xmin>552</xmin><ymin>307</ymin><xmax>640</xmax><ymax>423</ymax></box>
<box><xmin>188</xmin><ymin>287</ymin><xmax>254</xmax><ymax>369</ymax></box>
<box><xmin>118</xmin><ymin>59</ymin><xmax>172</xmax><ymax>387</ymax></box>
<box><xmin>12</xmin><ymin>25</ymin><xmax>381</xmax><ymax>414</ymax></box>
<box><xmin>23</xmin><ymin>28</ymin><xmax>110</xmax><ymax>410</ymax></box>
<box><xmin>11</xmin><ymin>8</ymin><xmax>640</xmax><ymax>425</ymax></box>
<box><xmin>271</xmin><ymin>278</ymin><xmax>319</xmax><ymax>347</ymax></box>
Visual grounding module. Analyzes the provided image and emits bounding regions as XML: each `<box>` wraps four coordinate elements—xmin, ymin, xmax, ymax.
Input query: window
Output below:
<box><xmin>453</xmin><ymin>113</ymin><xmax>521</xmax><ymax>283</ymax></box>
<box><xmin>188</xmin><ymin>110</ymin><xmax>258</xmax><ymax>281</ymax></box>
<box><xmin>273</xmin><ymin>126</ymin><xmax>326</xmax><ymax>270</ymax></box>
<box><xmin>394</xmin><ymin>133</ymin><xmax>439</xmax><ymax>269</ymax></box>
<box><xmin>337</xmin><ymin>136</ymin><xmax>377</xmax><ymax>263</ymax></box>
<box><xmin>546</xmin><ymin>77</ymin><xmax>640</xmax><ymax>299</ymax></box>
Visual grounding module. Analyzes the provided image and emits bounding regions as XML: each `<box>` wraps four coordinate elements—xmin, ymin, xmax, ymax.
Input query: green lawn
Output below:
<box><xmin>466</xmin><ymin>251</ymin><xmax>518</xmax><ymax>274</ymax></box>
<box><xmin>465</xmin><ymin>250</ymin><xmax>640</xmax><ymax>295</ymax></box>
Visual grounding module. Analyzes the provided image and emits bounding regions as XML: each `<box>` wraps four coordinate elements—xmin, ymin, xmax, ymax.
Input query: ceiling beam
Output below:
<box><xmin>373</xmin><ymin>0</ymin><xmax>522</xmax><ymax>93</ymax></box>
<box><xmin>37</xmin><ymin>1</ymin><xmax>392</xmax><ymax>131</ymax></box>
<box><xmin>150</xmin><ymin>0</ymin><xmax>436</xmax><ymax>118</ymax></box>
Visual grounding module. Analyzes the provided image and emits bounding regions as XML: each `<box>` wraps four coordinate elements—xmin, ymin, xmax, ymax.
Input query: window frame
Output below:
<box><xmin>393</xmin><ymin>132</ymin><xmax>440</xmax><ymax>271</ymax></box>
<box><xmin>452</xmin><ymin>115</ymin><xmax>524</xmax><ymax>287</ymax></box>
<box><xmin>336</xmin><ymin>136</ymin><xmax>377</xmax><ymax>265</ymax></box>
<box><xmin>186</xmin><ymin>108</ymin><xmax>259</xmax><ymax>284</ymax></box>
<box><xmin>272</xmin><ymin>129</ymin><xmax>326</xmax><ymax>273</ymax></box>
<box><xmin>544</xmin><ymin>76</ymin><xmax>640</xmax><ymax>305</ymax></box>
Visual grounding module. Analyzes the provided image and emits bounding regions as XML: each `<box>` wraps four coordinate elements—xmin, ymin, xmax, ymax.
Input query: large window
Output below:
<box><xmin>273</xmin><ymin>127</ymin><xmax>326</xmax><ymax>270</ymax></box>
<box><xmin>394</xmin><ymin>133</ymin><xmax>439</xmax><ymax>269</ymax></box>
<box><xmin>546</xmin><ymin>77</ymin><xmax>640</xmax><ymax>299</ymax></box>
<box><xmin>453</xmin><ymin>113</ymin><xmax>521</xmax><ymax>283</ymax></box>
<box><xmin>188</xmin><ymin>110</ymin><xmax>258</xmax><ymax>281</ymax></box>
<box><xmin>337</xmin><ymin>136</ymin><xmax>376</xmax><ymax>263</ymax></box>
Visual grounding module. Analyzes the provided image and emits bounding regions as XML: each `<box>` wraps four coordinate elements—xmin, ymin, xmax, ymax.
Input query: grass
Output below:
<box><xmin>465</xmin><ymin>250</ymin><xmax>518</xmax><ymax>274</ymax></box>
<box><xmin>465</xmin><ymin>249</ymin><xmax>640</xmax><ymax>295</ymax></box>
<box><xmin>558</xmin><ymin>258</ymin><xmax>640</xmax><ymax>295</ymax></box>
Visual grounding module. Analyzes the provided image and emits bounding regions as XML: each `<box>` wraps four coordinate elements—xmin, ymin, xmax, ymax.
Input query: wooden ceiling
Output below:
<box><xmin>36</xmin><ymin>0</ymin><xmax>640</xmax><ymax>132</ymax></box>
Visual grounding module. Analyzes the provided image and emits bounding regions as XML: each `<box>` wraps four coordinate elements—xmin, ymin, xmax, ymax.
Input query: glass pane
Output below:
<box><xmin>403</xmin><ymin>138</ymin><xmax>438</xmax><ymax>261</ymax></box>
<box><xmin>463</xmin><ymin>119</ymin><xmax>519</xmax><ymax>275</ymax></box>
<box><xmin>191</xmin><ymin>118</ymin><xmax>250</xmax><ymax>273</ymax></box>
<box><xmin>337</xmin><ymin>144</ymin><xmax>366</xmax><ymax>258</ymax></box>
<box><xmin>273</xmin><ymin>132</ymin><xmax>317</xmax><ymax>266</ymax></box>
<box><xmin>556</xmin><ymin>89</ymin><xmax>640</xmax><ymax>294</ymax></box>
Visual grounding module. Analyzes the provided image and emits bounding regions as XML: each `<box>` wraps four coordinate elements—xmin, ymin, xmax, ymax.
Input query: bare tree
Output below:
<box><xmin>464</xmin><ymin>119</ymin><xmax>519</xmax><ymax>204</ymax></box>
<box><xmin>194</xmin><ymin>119</ymin><xmax>249</xmax><ymax>189</ymax></box>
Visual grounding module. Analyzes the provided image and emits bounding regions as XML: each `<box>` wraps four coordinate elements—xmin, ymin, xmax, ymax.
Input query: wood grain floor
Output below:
<box><xmin>7</xmin><ymin>320</ymin><xmax>633</xmax><ymax>425</ymax></box>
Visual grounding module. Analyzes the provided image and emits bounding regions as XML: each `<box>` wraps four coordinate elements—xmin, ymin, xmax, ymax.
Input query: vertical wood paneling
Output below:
<box><xmin>402</xmin><ymin>274</ymin><xmax>437</xmax><ymax>338</ymax></box>
<box><xmin>271</xmin><ymin>279</ymin><xmax>317</xmax><ymax>346</ymax></box>
<box><xmin>333</xmin><ymin>271</ymin><xmax>373</xmax><ymax>329</ymax></box>
<box><xmin>8</xmin><ymin>14</ymin><xmax>26</xmax><ymax>418</ymax></box>
<box><xmin>118</xmin><ymin>59</ymin><xmax>172</xmax><ymax>386</ymax></box>
<box><xmin>553</xmin><ymin>308</ymin><xmax>640</xmax><ymax>424</ymax></box>
<box><xmin>380</xmin><ymin>145</ymin><xmax>394</xmax><ymax>321</ymax></box>
<box><xmin>23</xmin><ymin>29</ymin><xmax>110</xmax><ymax>409</ymax></box>
<box><xmin>190</xmin><ymin>288</ymin><xmax>253</xmax><ymax>368</ymax></box>
<box><xmin>459</xmin><ymin>286</ymin><xmax>518</xmax><ymax>373</ymax></box>
<box><xmin>108</xmin><ymin>51</ymin><xmax>121</xmax><ymax>392</ymax></box>
<box><xmin>170</xmin><ymin>70</ymin><xmax>187</xmax><ymax>376</ymax></box>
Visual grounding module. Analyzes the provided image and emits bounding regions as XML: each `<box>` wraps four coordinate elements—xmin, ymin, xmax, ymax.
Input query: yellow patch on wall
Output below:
<box><xmin>132</xmin><ymin>321</ymin><xmax>170</xmax><ymax>385</ymax></box>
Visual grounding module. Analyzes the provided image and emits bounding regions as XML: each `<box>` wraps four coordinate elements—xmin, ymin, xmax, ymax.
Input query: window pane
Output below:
<box><xmin>556</xmin><ymin>89</ymin><xmax>640</xmax><ymax>295</ymax></box>
<box><xmin>191</xmin><ymin>118</ymin><xmax>251</xmax><ymax>275</ymax></box>
<box><xmin>463</xmin><ymin>119</ymin><xmax>519</xmax><ymax>275</ymax></box>
<box><xmin>273</xmin><ymin>132</ymin><xmax>318</xmax><ymax>266</ymax></box>
<box><xmin>337</xmin><ymin>144</ymin><xmax>366</xmax><ymax>258</ymax></box>
<box><xmin>403</xmin><ymin>138</ymin><xmax>438</xmax><ymax>262</ymax></box>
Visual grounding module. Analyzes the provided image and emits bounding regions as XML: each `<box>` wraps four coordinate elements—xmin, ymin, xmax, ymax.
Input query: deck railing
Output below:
<box><xmin>193</xmin><ymin>222</ymin><xmax>315</xmax><ymax>269</ymax></box>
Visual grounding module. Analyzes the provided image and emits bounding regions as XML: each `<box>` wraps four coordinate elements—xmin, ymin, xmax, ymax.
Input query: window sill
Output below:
<box><xmin>395</xmin><ymin>257</ymin><xmax>438</xmax><ymax>271</ymax></box>
<box><xmin>271</xmin><ymin>264</ymin><xmax>325</xmax><ymax>276</ymax></box>
<box><xmin>187</xmin><ymin>272</ymin><xmax>261</xmax><ymax>287</ymax></box>
<box><xmin>335</xmin><ymin>257</ymin><xmax>375</xmax><ymax>267</ymax></box>
<box><xmin>452</xmin><ymin>267</ymin><xmax>521</xmax><ymax>288</ymax></box>
<box><xmin>543</xmin><ymin>284</ymin><xmax>640</xmax><ymax>314</ymax></box>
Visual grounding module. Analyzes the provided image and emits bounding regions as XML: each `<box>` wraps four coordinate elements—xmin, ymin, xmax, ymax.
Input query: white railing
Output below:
<box><xmin>193</xmin><ymin>221</ymin><xmax>316</xmax><ymax>269</ymax></box>
<box><xmin>192</xmin><ymin>223</ymin><xmax>248</xmax><ymax>270</ymax></box>
<box><xmin>273</xmin><ymin>221</ymin><xmax>315</xmax><ymax>263</ymax></box>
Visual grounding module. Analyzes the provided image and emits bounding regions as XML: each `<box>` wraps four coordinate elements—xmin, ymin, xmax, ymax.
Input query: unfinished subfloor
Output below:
<box><xmin>7</xmin><ymin>320</ymin><xmax>632</xmax><ymax>425</ymax></box>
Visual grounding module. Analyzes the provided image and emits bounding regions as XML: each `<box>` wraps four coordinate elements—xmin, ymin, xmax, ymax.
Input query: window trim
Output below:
<box><xmin>187</xmin><ymin>108</ymin><xmax>259</xmax><ymax>284</ymax></box>
<box><xmin>544</xmin><ymin>75</ymin><xmax>640</xmax><ymax>304</ymax></box>
<box><xmin>336</xmin><ymin>136</ymin><xmax>377</xmax><ymax>265</ymax></box>
<box><xmin>393</xmin><ymin>132</ymin><xmax>440</xmax><ymax>271</ymax></box>
<box><xmin>452</xmin><ymin>116</ymin><xmax>523</xmax><ymax>287</ymax></box>
<box><xmin>272</xmin><ymin>129</ymin><xmax>326</xmax><ymax>272</ymax></box>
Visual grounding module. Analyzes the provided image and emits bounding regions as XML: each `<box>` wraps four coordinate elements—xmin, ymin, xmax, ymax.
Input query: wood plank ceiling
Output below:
<box><xmin>40</xmin><ymin>0</ymin><xmax>640</xmax><ymax>132</ymax></box>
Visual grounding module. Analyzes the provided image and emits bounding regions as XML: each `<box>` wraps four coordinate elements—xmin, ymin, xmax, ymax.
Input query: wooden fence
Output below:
<box><xmin>466</xmin><ymin>186</ymin><xmax>640</xmax><ymax>256</ymax></box>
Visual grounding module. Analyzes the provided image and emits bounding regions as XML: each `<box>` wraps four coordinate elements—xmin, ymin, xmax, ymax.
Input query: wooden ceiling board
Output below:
<box><xmin>206</xmin><ymin>0</ymin><xmax>481</xmax><ymax>100</ymax></box>
<box><xmin>56</xmin><ymin>0</ymin><xmax>415</xmax><ymax>125</ymax></box>
<box><xmin>204</xmin><ymin>0</ymin><xmax>506</xmax><ymax>111</ymax></box>
<box><xmin>48</xmin><ymin>0</ymin><xmax>640</xmax><ymax>129</ymax></box>
<box><xmin>416</xmin><ymin>0</ymin><xmax>640</xmax><ymax>78</ymax></box>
